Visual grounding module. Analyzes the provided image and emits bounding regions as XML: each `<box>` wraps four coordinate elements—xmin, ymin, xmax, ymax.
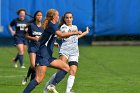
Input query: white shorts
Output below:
<box><xmin>59</xmin><ymin>53</ymin><xmax>79</xmax><ymax>63</ymax></box>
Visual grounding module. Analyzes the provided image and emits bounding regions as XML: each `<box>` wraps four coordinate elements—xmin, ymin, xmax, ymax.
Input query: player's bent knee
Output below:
<box><xmin>35</xmin><ymin>72</ymin><xmax>45</xmax><ymax>84</ymax></box>
<box><xmin>70</xmin><ymin>69</ymin><xmax>77</xmax><ymax>76</ymax></box>
<box><xmin>35</xmin><ymin>77</ymin><xmax>43</xmax><ymax>84</ymax></box>
<box><xmin>64</xmin><ymin>65</ymin><xmax>70</xmax><ymax>72</ymax></box>
<box><xmin>61</xmin><ymin>64</ymin><xmax>70</xmax><ymax>72</ymax></box>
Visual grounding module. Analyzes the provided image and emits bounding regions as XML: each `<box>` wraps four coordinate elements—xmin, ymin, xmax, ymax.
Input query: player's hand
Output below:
<box><xmin>85</xmin><ymin>27</ymin><xmax>90</xmax><ymax>34</ymax></box>
<box><xmin>34</xmin><ymin>36</ymin><xmax>39</xmax><ymax>42</ymax></box>
<box><xmin>11</xmin><ymin>31</ymin><xmax>16</xmax><ymax>36</ymax></box>
<box><xmin>78</xmin><ymin>31</ymin><xmax>82</xmax><ymax>35</ymax></box>
<box><xmin>25</xmin><ymin>28</ymin><xmax>28</xmax><ymax>32</ymax></box>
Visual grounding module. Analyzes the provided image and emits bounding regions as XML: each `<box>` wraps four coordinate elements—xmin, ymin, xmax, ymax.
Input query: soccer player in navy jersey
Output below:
<box><xmin>9</xmin><ymin>9</ymin><xmax>29</xmax><ymax>68</ymax></box>
<box><xmin>23</xmin><ymin>9</ymin><xmax>81</xmax><ymax>93</ymax></box>
<box><xmin>21</xmin><ymin>11</ymin><xmax>44</xmax><ymax>85</ymax></box>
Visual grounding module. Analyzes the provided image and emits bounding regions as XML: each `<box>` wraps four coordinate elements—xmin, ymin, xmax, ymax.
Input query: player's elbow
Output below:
<box><xmin>8</xmin><ymin>25</ymin><xmax>12</xmax><ymax>30</ymax></box>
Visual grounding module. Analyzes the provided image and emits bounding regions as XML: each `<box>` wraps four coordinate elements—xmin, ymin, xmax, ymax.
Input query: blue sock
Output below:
<box><xmin>14</xmin><ymin>54</ymin><xmax>19</xmax><ymax>62</ymax></box>
<box><xmin>30</xmin><ymin>69</ymin><xmax>36</xmax><ymax>81</ymax></box>
<box><xmin>23</xmin><ymin>79</ymin><xmax>38</xmax><ymax>93</ymax></box>
<box><xmin>18</xmin><ymin>55</ymin><xmax>23</xmax><ymax>66</ymax></box>
<box><xmin>51</xmin><ymin>70</ymin><xmax>67</xmax><ymax>86</ymax></box>
<box><xmin>26</xmin><ymin>67</ymin><xmax>32</xmax><ymax>78</ymax></box>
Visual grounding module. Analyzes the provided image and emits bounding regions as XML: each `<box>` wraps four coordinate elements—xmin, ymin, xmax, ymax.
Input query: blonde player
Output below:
<box><xmin>23</xmin><ymin>9</ymin><xmax>81</xmax><ymax>93</ymax></box>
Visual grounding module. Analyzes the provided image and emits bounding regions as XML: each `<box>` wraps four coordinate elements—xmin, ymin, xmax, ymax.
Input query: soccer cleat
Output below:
<box><xmin>14</xmin><ymin>63</ymin><xmax>18</xmax><ymax>68</ymax></box>
<box><xmin>20</xmin><ymin>65</ymin><xmax>26</xmax><ymax>68</ymax></box>
<box><xmin>47</xmin><ymin>84</ymin><xmax>58</xmax><ymax>93</ymax></box>
<box><xmin>22</xmin><ymin>77</ymin><xmax>28</xmax><ymax>85</ymax></box>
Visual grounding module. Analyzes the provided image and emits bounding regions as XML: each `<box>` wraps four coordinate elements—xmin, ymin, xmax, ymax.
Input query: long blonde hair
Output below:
<box><xmin>43</xmin><ymin>9</ymin><xmax>58</xmax><ymax>29</ymax></box>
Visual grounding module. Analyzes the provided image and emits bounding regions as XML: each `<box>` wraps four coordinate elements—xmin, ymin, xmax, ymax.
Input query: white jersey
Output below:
<box><xmin>59</xmin><ymin>24</ymin><xmax>79</xmax><ymax>56</ymax></box>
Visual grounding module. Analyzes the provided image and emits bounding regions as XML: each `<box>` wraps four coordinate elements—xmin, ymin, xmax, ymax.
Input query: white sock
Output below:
<box><xmin>45</xmin><ymin>73</ymin><xmax>56</xmax><ymax>88</ymax></box>
<box><xmin>66</xmin><ymin>75</ymin><xmax>75</xmax><ymax>92</ymax></box>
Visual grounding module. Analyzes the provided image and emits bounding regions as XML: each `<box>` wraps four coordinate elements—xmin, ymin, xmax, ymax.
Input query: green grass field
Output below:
<box><xmin>0</xmin><ymin>46</ymin><xmax>140</xmax><ymax>93</ymax></box>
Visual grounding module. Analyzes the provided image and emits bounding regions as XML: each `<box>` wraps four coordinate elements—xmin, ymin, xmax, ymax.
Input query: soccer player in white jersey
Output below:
<box><xmin>44</xmin><ymin>12</ymin><xmax>89</xmax><ymax>93</ymax></box>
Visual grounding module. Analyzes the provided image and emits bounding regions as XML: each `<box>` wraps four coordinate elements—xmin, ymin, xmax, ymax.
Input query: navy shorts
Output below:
<box><xmin>35</xmin><ymin>56</ymin><xmax>56</xmax><ymax>66</ymax></box>
<box><xmin>35</xmin><ymin>45</ymin><xmax>56</xmax><ymax>66</ymax></box>
<box><xmin>14</xmin><ymin>36</ymin><xmax>28</xmax><ymax>45</ymax></box>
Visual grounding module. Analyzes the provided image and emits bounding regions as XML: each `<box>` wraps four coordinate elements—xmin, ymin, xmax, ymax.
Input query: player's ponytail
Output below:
<box><xmin>43</xmin><ymin>17</ymin><xmax>49</xmax><ymax>29</ymax></box>
<box><xmin>43</xmin><ymin>9</ymin><xmax>58</xmax><ymax>29</ymax></box>
<box><xmin>25</xmin><ymin>12</ymin><xmax>34</xmax><ymax>18</ymax></box>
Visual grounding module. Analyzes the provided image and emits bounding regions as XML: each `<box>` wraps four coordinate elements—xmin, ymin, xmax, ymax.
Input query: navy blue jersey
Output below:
<box><xmin>28</xmin><ymin>22</ymin><xmax>44</xmax><ymax>44</ymax></box>
<box><xmin>38</xmin><ymin>21</ymin><xmax>59</xmax><ymax>57</ymax></box>
<box><xmin>28</xmin><ymin>22</ymin><xmax>44</xmax><ymax>53</ymax></box>
<box><xmin>28</xmin><ymin>22</ymin><xmax>44</xmax><ymax>37</ymax></box>
<box><xmin>10</xmin><ymin>18</ymin><xmax>29</xmax><ymax>37</ymax></box>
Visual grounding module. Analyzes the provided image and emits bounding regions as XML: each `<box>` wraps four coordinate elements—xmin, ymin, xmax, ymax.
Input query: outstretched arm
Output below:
<box><xmin>56</xmin><ymin>30</ymin><xmax>80</xmax><ymax>38</ymax></box>
<box><xmin>78</xmin><ymin>27</ymin><xmax>90</xmax><ymax>39</ymax></box>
